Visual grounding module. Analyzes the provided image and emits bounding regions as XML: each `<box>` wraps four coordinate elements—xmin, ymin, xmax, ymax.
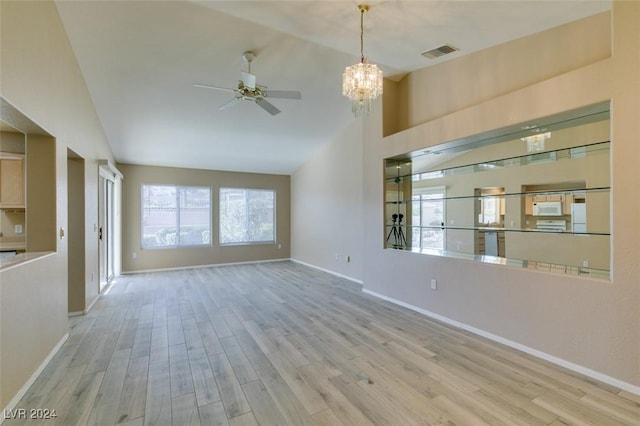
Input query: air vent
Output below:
<box><xmin>421</xmin><ymin>44</ymin><xmax>459</xmax><ymax>59</ymax></box>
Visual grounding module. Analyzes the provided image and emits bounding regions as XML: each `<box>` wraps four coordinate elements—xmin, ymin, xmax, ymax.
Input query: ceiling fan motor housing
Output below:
<box><xmin>242</xmin><ymin>51</ymin><xmax>256</xmax><ymax>63</ymax></box>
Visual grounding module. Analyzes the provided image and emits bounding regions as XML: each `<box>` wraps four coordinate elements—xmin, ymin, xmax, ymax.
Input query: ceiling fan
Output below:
<box><xmin>194</xmin><ymin>51</ymin><xmax>302</xmax><ymax>116</ymax></box>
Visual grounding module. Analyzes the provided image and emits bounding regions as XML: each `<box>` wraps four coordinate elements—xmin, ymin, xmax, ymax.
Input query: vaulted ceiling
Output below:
<box><xmin>55</xmin><ymin>0</ymin><xmax>611</xmax><ymax>175</ymax></box>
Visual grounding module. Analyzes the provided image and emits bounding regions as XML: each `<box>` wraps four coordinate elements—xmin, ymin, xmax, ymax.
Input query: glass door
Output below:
<box><xmin>99</xmin><ymin>176</ymin><xmax>115</xmax><ymax>290</ymax></box>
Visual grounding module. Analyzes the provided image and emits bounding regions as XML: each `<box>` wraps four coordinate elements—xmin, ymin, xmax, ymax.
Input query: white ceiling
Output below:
<box><xmin>54</xmin><ymin>0</ymin><xmax>611</xmax><ymax>175</ymax></box>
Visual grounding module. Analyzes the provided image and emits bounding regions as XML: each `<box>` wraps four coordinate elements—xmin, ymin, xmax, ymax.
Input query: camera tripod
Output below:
<box><xmin>386</xmin><ymin>213</ymin><xmax>407</xmax><ymax>247</ymax></box>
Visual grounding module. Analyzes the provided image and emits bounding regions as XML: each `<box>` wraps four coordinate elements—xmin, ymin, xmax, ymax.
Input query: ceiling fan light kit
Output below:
<box><xmin>194</xmin><ymin>50</ymin><xmax>302</xmax><ymax>116</ymax></box>
<box><xmin>342</xmin><ymin>4</ymin><xmax>383</xmax><ymax>117</ymax></box>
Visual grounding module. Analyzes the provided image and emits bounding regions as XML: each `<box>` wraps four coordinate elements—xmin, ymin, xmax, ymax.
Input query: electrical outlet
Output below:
<box><xmin>582</xmin><ymin>260</ymin><xmax>589</xmax><ymax>267</ymax></box>
<box><xmin>430</xmin><ymin>279</ymin><xmax>437</xmax><ymax>290</ymax></box>
<box><xmin>335</xmin><ymin>253</ymin><xmax>339</xmax><ymax>261</ymax></box>
<box><xmin>14</xmin><ymin>224</ymin><xmax>23</xmax><ymax>234</ymax></box>
<box><xmin>277</xmin><ymin>243</ymin><xmax>282</xmax><ymax>249</ymax></box>
<box><xmin>132</xmin><ymin>252</ymin><xmax>137</xmax><ymax>259</ymax></box>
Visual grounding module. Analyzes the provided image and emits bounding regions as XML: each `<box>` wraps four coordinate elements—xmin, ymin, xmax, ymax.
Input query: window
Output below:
<box><xmin>219</xmin><ymin>188</ymin><xmax>275</xmax><ymax>244</ymax></box>
<box><xmin>411</xmin><ymin>187</ymin><xmax>445</xmax><ymax>251</ymax></box>
<box><xmin>141</xmin><ymin>185</ymin><xmax>211</xmax><ymax>248</ymax></box>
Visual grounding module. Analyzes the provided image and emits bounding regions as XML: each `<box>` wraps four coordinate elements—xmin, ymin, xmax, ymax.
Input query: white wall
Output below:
<box><xmin>293</xmin><ymin>3</ymin><xmax>640</xmax><ymax>392</ymax></box>
<box><xmin>291</xmin><ymin>120</ymin><xmax>364</xmax><ymax>282</ymax></box>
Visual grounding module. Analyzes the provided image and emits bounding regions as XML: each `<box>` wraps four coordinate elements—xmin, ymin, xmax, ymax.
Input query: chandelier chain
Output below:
<box><xmin>360</xmin><ymin>6</ymin><xmax>365</xmax><ymax>63</ymax></box>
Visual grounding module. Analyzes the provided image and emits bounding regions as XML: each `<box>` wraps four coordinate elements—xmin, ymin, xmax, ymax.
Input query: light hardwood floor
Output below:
<box><xmin>5</xmin><ymin>261</ymin><xmax>639</xmax><ymax>425</ymax></box>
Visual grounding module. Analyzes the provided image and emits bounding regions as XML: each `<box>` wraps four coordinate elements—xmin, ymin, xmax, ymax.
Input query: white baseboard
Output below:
<box><xmin>68</xmin><ymin>290</ymin><xmax>103</xmax><ymax>318</ymax></box>
<box><xmin>291</xmin><ymin>258</ymin><xmax>363</xmax><ymax>285</ymax></box>
<box><xmin>1</xmin><ymin>333</ymin><xmax>69</xmax><ymax>423</ymax></box>
<box><xmin>99</xmin><ymin>279</ymin><xmax>115</xmax><ymax>296</ymax></box>
<box><xmin>362</xmin><ymin>288</ymin><xmax>640</xmax><ymax>397</ymax></box>
<box><xmin>84</xmin><ymin>294</ymin><xmax>100</xmax><ymax>314</ymax></box>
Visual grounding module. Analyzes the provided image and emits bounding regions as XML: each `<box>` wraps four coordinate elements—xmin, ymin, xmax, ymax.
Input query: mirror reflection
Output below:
<box><xmin>384</xmin><ymin>102</ymin><xmax>611</xmax><ymax>280</ymax></box>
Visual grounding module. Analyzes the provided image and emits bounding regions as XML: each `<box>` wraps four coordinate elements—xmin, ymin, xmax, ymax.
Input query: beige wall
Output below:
<box><xmin>390</xmin><ymin>11</ymin><xmax>611</xmax><ymax>134</ymax></box>
<box><xmin>366</xmin><ymin>5</ymin><xmax>639</xmax><ymax>389</ymax></box>
<box><xmin>0</xmin><ymin>132</ymin><xmax>25</xmax><ymax>154</ymax></box>
<box><xmin>119</xmin><ymin>163</ymin><xmax>290</xmax><ymax>272</ymax></box>
<box><xmin>67</xmin><ymin>155</ymin><xmax>85</xmax><ymax>313</ymax></box>
<box><xmin>1</xmin><ymin>0</ymin><xmax>115</xmax><ymax>301</ymax></box>
<box><xmin>291</xmin><ymin>120</ymin><xmax>363</xmax><ymax>280</ymax></box>
<box><xmin>25</xmin><ymin>135</ymin><xmax>57</xmax><ymax>252</ymax></box>
<box><xmin>0</xmin><ymin>0</ymin><xmax>117</xmax><ymax>409</ymax></box>
<box><xmin>0</xmin><ymin>254</ymin><xmax>66</xmax><ymax>409</ymax></box>
<box><xmin>294</xmin><ymin>3</ymin><xmax>640</xmax><ymax>391</ymax></box>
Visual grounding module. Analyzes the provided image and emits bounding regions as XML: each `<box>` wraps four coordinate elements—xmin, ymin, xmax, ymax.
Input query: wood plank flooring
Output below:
<box><xmin>4</xmin><ymin>261</ymin><xmax>639</xmax><ymax>425</ymax></box>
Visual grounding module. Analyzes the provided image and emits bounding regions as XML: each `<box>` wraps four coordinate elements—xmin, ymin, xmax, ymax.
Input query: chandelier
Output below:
<box><xmin>342</xmin><ymin>4</ymin><xmax>383</xmax><ymax>117</ymax></box>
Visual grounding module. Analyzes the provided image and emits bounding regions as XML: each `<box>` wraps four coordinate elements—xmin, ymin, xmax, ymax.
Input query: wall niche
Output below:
<box><xmin>384</xmin><ymin>102</ymin><xmax>610</xmax><ymax>280</ymax></box>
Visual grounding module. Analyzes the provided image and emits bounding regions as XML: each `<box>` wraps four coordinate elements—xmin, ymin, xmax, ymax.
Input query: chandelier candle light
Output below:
<box><xmin>342</xmin><ymin>4</ymin><xmax>383</xmax><ymax>117</ymax></box>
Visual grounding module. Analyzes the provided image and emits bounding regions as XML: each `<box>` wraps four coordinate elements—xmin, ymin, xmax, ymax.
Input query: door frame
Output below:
<box><xmin>98</xmin><ymin>161</ymin><xmax>122</xmax><ymax>291</ymax></box>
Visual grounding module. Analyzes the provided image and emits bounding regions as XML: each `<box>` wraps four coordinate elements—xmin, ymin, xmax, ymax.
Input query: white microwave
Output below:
<box><xmin>532</xmin><ymin>201</ymin><xmax>563</xmax><ymax>216</ymax></box>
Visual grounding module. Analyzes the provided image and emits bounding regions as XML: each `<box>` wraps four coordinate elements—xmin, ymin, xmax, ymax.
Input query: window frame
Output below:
<box><xmin>140</xmin><ymin>184</ymin><xmax>212</xmax><ymax>250</ymax></box>
<box><xmin>218</xmin><ymin>187</ymin><xmax>276</xmax><ymax>246</ymax></box>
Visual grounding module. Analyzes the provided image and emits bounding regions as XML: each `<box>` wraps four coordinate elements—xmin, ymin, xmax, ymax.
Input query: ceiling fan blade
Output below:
<box><xmin>266</xmin><ymin>90</ymin><xmax>302</xmax><ymax>100</ymax></box>
<box><xmin>193</xmin><ymin>83</ymin><xmax>235</xmax><ymax>93</ymax></box>
<box><xmin>241</xmin><ymin>71</ymin><xmax>256</xmax><ymax>89</ymax></box>
<box><xmin>218</xmin><ymin>97</ymin><xmax>241</xmax><ymax>111</ymax></box>
<box><xmin>255</xmin><ymin>98</ymin><xmax>281</xmax><ymax>116</ymax></box>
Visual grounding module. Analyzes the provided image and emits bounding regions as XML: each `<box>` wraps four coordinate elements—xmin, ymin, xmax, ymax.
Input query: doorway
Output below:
<box><xmin>412</xmin><ymin>186</ymin><xmax>446</xmax><ymax>251</ymax></box>
<box><xmin>474</xmin><ymin>187</ymin><xmax>505</xmax><ymax>257</ymax></box>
